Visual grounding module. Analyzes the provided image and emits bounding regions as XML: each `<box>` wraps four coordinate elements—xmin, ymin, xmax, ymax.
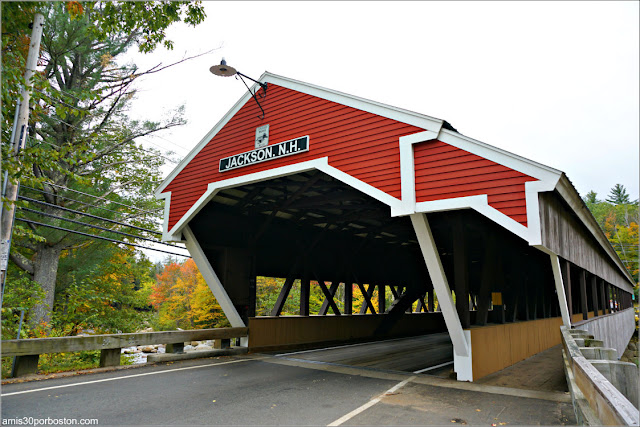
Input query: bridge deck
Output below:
<box><xmin>271</xmin><ymin>333</ymin><xmax>454</xmax><ymax>374</ymax></box>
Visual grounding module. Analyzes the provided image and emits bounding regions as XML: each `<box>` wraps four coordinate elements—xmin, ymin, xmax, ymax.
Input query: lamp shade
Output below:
<box><xmin>210</xmin><ymin>58</ymin><xmax>237</xmax><ymax>77</ymax></box>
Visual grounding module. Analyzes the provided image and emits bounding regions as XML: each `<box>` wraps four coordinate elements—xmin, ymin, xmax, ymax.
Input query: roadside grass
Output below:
<box><xmin>1</xmin><ymin>352</ymin><xmax>136</xmax><ymax>379</ymax></box>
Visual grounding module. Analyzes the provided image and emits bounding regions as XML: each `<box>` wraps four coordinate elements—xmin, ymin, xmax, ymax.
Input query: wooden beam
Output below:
<box><xmin>270</xmin><ymin>276</ymin><xmax>296</xmax><ymax>316</ymax></box>
<box><xmin>344</xmin><ymin>282</ymin><xmax>353</xmax><ymax>315</ymax></box>
<box><xmin>2</xmin><ymin>327</ymin><xmax>249</xmax><ymax>357</ymax></box>
<box><xmin>378</xmin><ymin>283</ymin><xmax>386</xmax><ymax>314</ymax></box>
<box><xmin>410</xmin><ymin>213</ymin><xmax>471</xmax><ymax>381</ymax></box>
<box><xmin>590</xmin><ymin>274</ymin><xmax>599</xmax><ymax>317</ymax></box>
<box><xmin>560</xmin><ymin>259</ymin><xmax>573</xmax><ymax>316</ymax></box>
<box><xmin>579</xmin><ymin>269</ymin><xmax>588</xmax><ymax>320</ymax></box>
<box><xmin>318</xmin><ymin>280</ymin><xmax>341</xmax><ymax>315</ymax></box>
<box><xmin>452</xmin><ymin>217</ymin><xmax>470</xmax><ymax>329</ymax></box>
<box><xmin>415</xmin><ymin>293</ymin><xmax>427</xmax><ymax>313</ymax></box>
<box><xmin>550</xmin><ymin>254</ymin><xmax>571</xmax><ymax>326</ymax></box>
<box><xmin>476</xmin><ymin>235</ymin><xmax>497</xmax><ymax>326</ymax></box>
<box><xmin>183</xmin><ymin>226</ymin><xmax>245</xmax><ymax>328</ymax></box>
<box><xmin>300</xmin><ymin>272</ymin><xmax>310</xmax><ymax>316</ymax></box>
<box><xmin>357</xmin><ymin>282</ymin><xmax>377</xmax><ymax>315</ymax></box>
<box><xmin>314</xmin><ymin>275</ymin><xmax>341</xmax><ymax>316</ymax></box>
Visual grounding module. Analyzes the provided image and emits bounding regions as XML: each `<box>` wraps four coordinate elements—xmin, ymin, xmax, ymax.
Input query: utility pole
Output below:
<box><xmin>0</xmin><ymin>12</ymin><xmax>45</xmax><ymax>300</ymax></box>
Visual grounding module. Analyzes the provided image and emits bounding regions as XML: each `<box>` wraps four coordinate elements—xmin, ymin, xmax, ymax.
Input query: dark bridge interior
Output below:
<box><xmin>189</xmin><ymin>170</ymin><xmax>561</xmax><ymax>328</ymax></box>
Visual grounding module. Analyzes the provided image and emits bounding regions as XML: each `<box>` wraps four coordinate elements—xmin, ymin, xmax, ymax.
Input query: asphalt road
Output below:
<box><xmin>1</xmin><ymin>336</ymin><xmax>575</xmax><ymax>426</ymax></box>
<box><xmin>2</xmin><ymin>356</ymin><xmax>399</xmax><ymax>425</ymax></box>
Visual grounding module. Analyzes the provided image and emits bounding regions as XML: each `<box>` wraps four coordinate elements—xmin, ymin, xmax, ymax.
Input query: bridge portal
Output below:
<box><xmin>156</xmin><ymin>73</ymin><xmax>635</xmax><ymax>381</ymax></box>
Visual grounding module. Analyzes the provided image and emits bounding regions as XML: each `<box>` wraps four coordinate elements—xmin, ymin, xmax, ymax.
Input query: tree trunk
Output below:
<box><xmin>28</xmin><ymin>245</ymin><xmax>62</xmax><ymax>330</ymax></box>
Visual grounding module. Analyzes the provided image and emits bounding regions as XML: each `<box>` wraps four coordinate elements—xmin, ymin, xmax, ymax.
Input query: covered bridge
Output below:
<box><xmin>155</xmin><ymin>73</ymin><xmax>635</xmax><ymax>381</ymax></box>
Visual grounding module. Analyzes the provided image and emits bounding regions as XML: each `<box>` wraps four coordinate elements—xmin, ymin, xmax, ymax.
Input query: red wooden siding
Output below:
<box><xmin>413</xmin><ymin>140</ymin><xmax>537</xmax><ymax>226</ymax></box>
<box><xmin>163</xmin><ymin>84</ymin><xmax>424</xmax><ymax>229</ymax></box>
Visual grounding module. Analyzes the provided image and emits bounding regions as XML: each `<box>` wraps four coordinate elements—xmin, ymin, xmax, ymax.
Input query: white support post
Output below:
<box><xmin>410</xmin><ymin>213</ymin><xmax>473</xmax><ymax>381</ymax></box>
<box><xmin>549</xmin><ymin>253</ymin><xmax>571</xmax><ymax>327</ymax></box>
<box><xmin>183</xmin><ymin>226</ymin><xmax>246</xmax><ymax>330</ymax></box>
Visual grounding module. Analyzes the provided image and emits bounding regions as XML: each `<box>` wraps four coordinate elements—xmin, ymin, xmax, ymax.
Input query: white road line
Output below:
<box><xmin>327</xmin><ymin>375</ymin><xmax>416</xmax><ymax>426</ymax></box>
<box><xmin>275</xmin><ymin>335</ymin><xmax>435</xmax><ymax>357</ymax></box>
<box><xmin>413</xmin><ymin>360</ymin><xmax>453</xmax><ymax>374</ymax></box>
<box><xmin>2</xmin><ymin>358</ymin><xmax>256</xmax><ymax>397</ymax></box>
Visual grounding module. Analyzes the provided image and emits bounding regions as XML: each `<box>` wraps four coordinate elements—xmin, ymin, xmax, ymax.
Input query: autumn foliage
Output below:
<box><xmin>150</xmin><ymin>259</ymin><xmax>229</xmax><ymax>330</ymax></box>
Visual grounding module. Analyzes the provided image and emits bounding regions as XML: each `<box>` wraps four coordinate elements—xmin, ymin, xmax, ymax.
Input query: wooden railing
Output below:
<box><xmin>1</xmin><ymin>327</ymin><xmax>248</xmax><ymax>378</ymax></box>
<box><xmin>561</xmin><ymin>325</ymin><xmax>638</xmax><ymax>425</ymax></box>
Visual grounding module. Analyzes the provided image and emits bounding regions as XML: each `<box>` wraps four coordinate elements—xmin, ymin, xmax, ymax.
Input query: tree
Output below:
<box><xmin>151</xmin><ymin>259</ymin><xmax>228</xmax><ymax>330</ymax></box>
<box><xmin>1</xmin><ymin>2</ymin><xmax>206</xmax><ymax>329</ymax></box>
<box><xmin>584</xmin><ymin>187</ymin><xmax>639</xmax><ymax>285</ymax></box>
<box><xmin>606</xmin><ymin>184</ymin><xmax>632</xmax><ymax>205</ymax></box>
<box><xmin>583</xmin><ymin>190</ymin><xmax>599</xmax><ymax>206</ymax></box>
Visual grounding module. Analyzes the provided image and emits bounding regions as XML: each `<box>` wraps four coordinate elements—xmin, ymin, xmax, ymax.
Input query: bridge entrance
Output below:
<box><xmin>156</xmin><ymin>73</ymin><xmax>635</xmax><ymax>381</ymax></box>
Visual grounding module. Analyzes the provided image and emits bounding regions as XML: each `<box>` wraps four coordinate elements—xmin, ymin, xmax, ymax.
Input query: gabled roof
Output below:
<box><xmin>155</xmin><ymin>72</ymin><xmax>635</xmax><ymax>289</ymax></box>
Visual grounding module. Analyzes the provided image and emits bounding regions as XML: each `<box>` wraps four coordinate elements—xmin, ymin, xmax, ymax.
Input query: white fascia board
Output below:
<box><xmin>438</xmin><ymin>130</ymin><xmax>562</xmax><ymax>183</ymax></box>
<box><xmin>413</xmin><ymin>194</ymin><xmax>531</xmax><ymax>244</ymax></box>
<box><xmin>165</xmin><ymin>157</ymin><xmax>403</xmax><ymax>240</ymax></box>
<box><xmin>157</xmin><ymin>192</ymin><xmax>184</xmax><ymax>242</ymax></box>
<box><xmin>156</xmin><ymin>72</ymin><xmax>444</xmax><ymax>197</ymax></box>
<box><xmin>166</xmin><ymin>158</ymin><xmax>330</xmax><ymax>239</ymax></box>
<box><xmin>525</xmin><ymin>180</ymin><xmax>558</xmax><ymax>246</ymax></box>
<box><xmin>317</xmin><ymin>163</ymin><xmax>401</xmax><ymax>210</ymax></box>
<box><xmin>555</xmin><ymin>175</ymin><xmax>635</xmax><ymax>288</ymax></box>
<box><xmin>395</xmin><ymin>129</ymin><xmax>561</xmax><ymax>247</ymax></box>
<box><xmin>394</xmin><ymin>130</ymin><xmax>441</xmax><ymax>216</ymax></box>
<box><xmin>261</xmin><ymin>72</ymin><xmax>444</xmax><ymax>132</ymax></box>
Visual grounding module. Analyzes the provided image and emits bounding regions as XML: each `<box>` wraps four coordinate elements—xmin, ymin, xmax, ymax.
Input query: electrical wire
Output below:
<box><xmin>16</xmin><ymin>218</ymin><xmax>190</xmax><ymax>258</ymax></box>
<box><xmin>21</xmin><ymin>185</ymin><xmax>150</xmax><ymax>220</ymax></box>
<box><xmin>44</xmin><ymin>183</ymin><xmax>161</xmax><ymax>215</ymax></box>
<box><xmin>18</xmin><ymin>195</ymin><xmax>162</xmax><ymax>236</ymax></box>
<box><xmin>18</xmin><ymin>207</ymin><xmax>180</xmax><ymax>249</ymax></box>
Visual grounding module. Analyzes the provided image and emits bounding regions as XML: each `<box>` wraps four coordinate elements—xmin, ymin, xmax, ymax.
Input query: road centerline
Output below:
<box><xmin>2</xmin><ymin>357</ymin><xmax>258</xmax><ymax>397</ymax></box>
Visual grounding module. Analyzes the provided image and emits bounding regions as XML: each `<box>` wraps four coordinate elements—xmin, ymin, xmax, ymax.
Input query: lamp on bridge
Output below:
<box><xmin>210</xmin><ymin>58</ymin><xmax>268</xmax><ymax>119</ymax></box>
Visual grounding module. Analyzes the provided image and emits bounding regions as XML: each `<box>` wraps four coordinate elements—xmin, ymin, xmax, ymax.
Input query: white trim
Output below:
<box><xmin>524</xmin><ymin>180</ymin><xmax>558</xmax><ymax>245</ymax></box>
<box><xmin>156</xmin><ymin>72</ymin><xmax>444</xmax><ymax>196</ymax></box>
<box><xmin>183</xmin><ymin>226</ymin><xmax>245</xmax><ymax>328</ymax></box>
<box><xmin>162</xmin><ymin>157</ymin><xmax>405</xmax><ymax>241</ymax></box>
<box><xmin>262</xmin><ymin>73</ymin><xmax>443</xmax><ymax>131</ymax></box>
<box><xmin>453</xmin><ymin>330</ymin><xmax>473</xmax><ymax>382</ymax></box>
<box><xmin>165</xmin><ymin>158</ymin><xmax>328</xmax><ymax>239</ymax></box>
<box><xmin>317</xmin><ymin>163</ymin><xmax>400</xmax><ymax>209</ymax></box>
<box><xmin>410</xmin><ymin>213</ymin><xmax>471</xmax><ymax>377</ymax></box>
<box><xmin>545</xmin><ymin>250</ymin><xmax>572</xmax><ymax>327</ymax></box>
<box><xmin>155</xmin><ymin>86</ymin><xmax>256</xmax><ymax>196</ymax></box>
<box><xmin>438</xmin><ymin>129</ymin><xmax>562</xmax><ymax>182</ymax></box>
<box><xmin>157</xmin><ymin>192</ymin><xmax>184</xmax><ymax>242</ymax></box>
<box><xmin>396</xmin><ymin>130</ymin><xmax>440</xmax><ymax>216</ymax></box>
<box><xmin>393</xmin><ymin>129</ymin><xmax>562</xmax><ymax>248</ymax></box>
<box><xmin>416</xmin><ymin>194</ymin><xmax>488</xmax><ymax>213</ymax></box>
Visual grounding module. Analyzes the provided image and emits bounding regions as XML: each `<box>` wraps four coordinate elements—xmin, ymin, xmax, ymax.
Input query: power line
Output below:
<box><xmin>18</xmin><ymin>207</ymin><xmax>181</xmax><ymax>249</ymax></box>
<box><xmin>44</xmin><ymin>183</ymin><xmax>161</xmax><ymax>215</ymax></box>
<box><xmin>16</xmin><ymin>218</ymin><xmax>190</xmax><ymax>258</ymax></box>
<box><xmin>21</xmin><ymin>185</ymin><xmax>151</xmax><ymax>220</ymax></box>
<box><xmin>18</xmin><ymin>195</ymin><xmax>162</xmax><ymax>236</ymax></box>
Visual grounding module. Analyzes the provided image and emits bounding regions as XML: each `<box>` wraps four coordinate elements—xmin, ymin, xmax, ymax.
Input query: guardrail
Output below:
<box><xmin>1</xmin><ymin>327</ymin><xmax>249</xmax><ymax>378</ymax></box>
<box><xmin>561</xmin><ymin>326</ymin><xmax>638</xmax><ymax>425</ymax></box>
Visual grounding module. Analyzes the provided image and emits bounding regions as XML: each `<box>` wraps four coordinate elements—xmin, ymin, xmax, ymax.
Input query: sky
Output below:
<box><xmin>122</xmin><ymin>1</ymin><xmax>640</xmax><ymax>261</ymax></box>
